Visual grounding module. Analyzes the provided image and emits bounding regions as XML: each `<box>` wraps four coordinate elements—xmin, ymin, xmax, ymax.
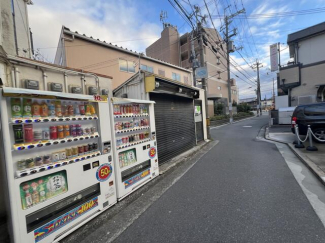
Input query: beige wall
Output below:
<box><xmin>64</xmin><ymin>36</ymin><xmax>192</xmax><ymax>89</ymax></box>
<box><xmin>146</xmin><ymin>26</ymin><xmax>180</xmax><ymax>66</ymax></box>
<box><xmin>290</xmin><ymin>62</ymin><xmax>325</xmax><ymax>106</ymax></box>
<box><xmin>279</xmin><ymin>65</ymin><xmax>299</xmax><ymax>85</ymax></box>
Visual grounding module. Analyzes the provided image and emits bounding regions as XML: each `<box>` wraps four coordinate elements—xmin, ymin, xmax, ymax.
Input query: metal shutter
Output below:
<box><xmin>150</xmin><ymin>93</ymin><xmax>196</xmax><ymax>164</ymax></box>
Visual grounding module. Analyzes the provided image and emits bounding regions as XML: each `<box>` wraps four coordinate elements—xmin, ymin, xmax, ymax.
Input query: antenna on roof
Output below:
<box><xmin>160</xmin><ymin>10</ymin><xmax>168</xmax><ymax>29</ymax></box>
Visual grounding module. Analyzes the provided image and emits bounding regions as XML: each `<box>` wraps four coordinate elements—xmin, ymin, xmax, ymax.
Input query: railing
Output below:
<box><xmin>294</xmin><ymin>124</ymin><xmax>325</xmax><ymax>151</ymax></box>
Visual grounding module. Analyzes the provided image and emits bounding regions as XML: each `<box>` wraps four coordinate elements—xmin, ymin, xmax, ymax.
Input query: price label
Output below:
<box><xmin>96</xmin><ymin>163</ymin><xmax>112</xmax><ymax>182</ymax></box>
<box><xmin>93</xmin><ymin>95</ymin><xmax>108</xmax><ymax>102</ymax></box>
<box><xmin>149</xmin><ymin>147</ymin><xmax>157</xmax><ymax>159</ymax></box>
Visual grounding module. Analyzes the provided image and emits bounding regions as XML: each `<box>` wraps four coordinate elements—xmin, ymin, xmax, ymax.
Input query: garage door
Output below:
<box><xmin>150</xmin><ymin>93</ymin><xmax>196</xmax><ymax>164</ymax></box>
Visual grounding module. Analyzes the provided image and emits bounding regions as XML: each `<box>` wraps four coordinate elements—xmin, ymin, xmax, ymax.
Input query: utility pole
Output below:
<box><xmin>198</xmin><ymin>22</ymin><xmax>210</xmax><ymax>139</ymax></box>
<box><xmin>223</xmin><ymin>7</ymin><xmax>245</xmax><ymax>123</ymax></box>
<box><xmin>190</xmin><ymin>31</ymin><xmax>199</xmax><ymax>87</ymax></box>
<box><xmin>252</xmin><ymin>59</ymin><xmax>263</xmax><ymax>116</ymax></box>
<box><xmin>272</xmin><ymin>77</ymin><xmax>275</xmax><ymax>109</ymax></box>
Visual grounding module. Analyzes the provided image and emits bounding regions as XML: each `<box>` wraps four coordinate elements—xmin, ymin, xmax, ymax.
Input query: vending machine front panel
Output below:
<box><xmin>110</xmin><ymin>98</ymin><xmax>159</xmax><ymax>200</ymax></box>
<box><xmin>0</xmin><ymin>88</ymin><xmax>117</xmax><ymax>243</ymax></box>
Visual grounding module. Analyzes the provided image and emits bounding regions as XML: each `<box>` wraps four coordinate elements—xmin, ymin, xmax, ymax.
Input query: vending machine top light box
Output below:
<box><xmin>0</xmin><ymin>87</ymin><xmax>117</xmax><ymax>243</ymax></box>
<box><xmin>110</xmin><ymin>97</ymin><xmax>159</xmax><ymax>200</ymax></box>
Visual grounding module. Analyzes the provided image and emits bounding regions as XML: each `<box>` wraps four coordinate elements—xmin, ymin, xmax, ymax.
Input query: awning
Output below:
<box><xmin>145</xmin><ymin>75</ymin><xmax>200</xmax><ymax>99</ymax></box>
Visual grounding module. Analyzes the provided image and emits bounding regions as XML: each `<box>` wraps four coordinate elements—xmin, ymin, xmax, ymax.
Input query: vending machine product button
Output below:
<box><xmin>37</xmin><ymin>144</ymin><xmax>43</xmax><ymax>148</ymax></box>
<box><xmin>60</xmin><ymin>140</ymin><xmax>66</xmax><ymax>144</ymax></box>
<box><xmin>65</xmin><ymin>118</ymin><xmax>70</xmax><ymax>121</ymax></box>
<box><xmin>67</xmin><ymin>139</ymin><xmax>72</xmax><ymax>142</ymax></box>
<box><xmin>47</xmin><ymin>165</ymin><xmax>53</xmax><ymax>170</ymax></box>
<box><xmin>58</xmin><ymin>118</ymin><xmax>64</xmax><ymax>122</ymax></box>
<box><xmin>78</xmin><ymin>117</ymin><xmax>82</xmax><ymax>120</ymax></box>
<box><xmin>43</xmin><ymin>118</ymin><xmax>49</xmax><ymax>122</ymax></box>
<box><xmin>83</xmin><ymin>117</ymin><xmax>88</xmax><ymax>120</ymax></box>
<box><xmin>73</xmin><ymin>138</ymin><xmax>78</xmax><ymax>141</ymax></box>
<box><xmin>54</xmin><ymin>164</ymin><xmax>61</xmax><ymax>168</ymax></box>
<box><xmin>53</xmin><ymin>141</ymin><xmax>59</xmax><ymax>145</ymax></box>
<box><xmin>69</xmin><ymin>160</ymin><xmax>74</xmax><ymax>164</ymax></box>
<box><xmin>75</xmin><ymin>158</ymin><xmax>80</xmax><ymax>162</ymax></box>
<box><xmin>39</xmin><ymin>167</ymin><xmax>46</xmax><ymax>172</ymax></box>
<box><xmin>27</xmin><ymin>144</ymin><xmax>35</xmax><ymax>149</ymax></box>
<box><xmin>45</xmin><ymin>142</ymin><xmax>51</xmax><ymax>146</ymax></box>
<box><xmin>62</xmin><ymin>161</ymin><xmax>68</xmax><ymax>166</ymax></box>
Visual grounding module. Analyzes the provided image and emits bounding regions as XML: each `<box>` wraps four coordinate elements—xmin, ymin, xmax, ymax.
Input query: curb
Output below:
<box><xmin>210</xmin><ymin>115</ymin><xmax>256</xmax><ymax>128</ymax></box>
<box><xmin>264</xmin><ymin>126</ymin><xmax>325</xmax><ymax>186</ymax></box>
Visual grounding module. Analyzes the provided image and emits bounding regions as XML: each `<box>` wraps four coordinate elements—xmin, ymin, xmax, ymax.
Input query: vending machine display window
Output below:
<box><xmin>20</xmin><ymin>171</ymin><xmax>68</xmax><ymax>210</ymax></box>
<box><xmin>119</xmin><ymin>149</ymin><xmax>137</xmax><ymax>168</ymax></box>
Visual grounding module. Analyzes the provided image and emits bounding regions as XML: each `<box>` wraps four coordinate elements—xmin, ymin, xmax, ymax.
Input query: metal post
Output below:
<box><xmin>306</xmin><ymin>125</ymin><xmax>318</xmax><ymax>151</ymax></box>
<box><xmin>294</xmin><ymin>125</ymin><xmax>305</xmax><ymax>148</ymax></box>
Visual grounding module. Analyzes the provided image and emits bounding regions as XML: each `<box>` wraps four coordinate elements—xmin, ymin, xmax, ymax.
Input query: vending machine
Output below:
<box><xmin>110</xmin><ymin>97</ymin><xmax>159</xmax><ymax>200</ymax></box>
<box><xmin>0</xmin><ymin>87</ymin><xmax>117</xmax><ymax>243</ymax></box>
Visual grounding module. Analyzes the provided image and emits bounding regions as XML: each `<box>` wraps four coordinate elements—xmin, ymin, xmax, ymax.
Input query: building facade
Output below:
<box><xmin>54</xmin><ymin>26</ymin><xmax>193</xmax><ymax>92</ymax></box>
<box><xmin>278</xmin><ymin>22</ymin><xmax>325</xmax><ymax>106</ymax></box>
<box><xmin>146</xmin><ymin>25</ymin><xmax>238</xmax><ymax>116</ymax></box>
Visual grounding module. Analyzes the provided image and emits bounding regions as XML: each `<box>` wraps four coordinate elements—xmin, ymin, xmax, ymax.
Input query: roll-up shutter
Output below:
<box><xmin>150</xmin><ymin>93</ymin><xmax>196</xmax><ymax>165</ymax></box>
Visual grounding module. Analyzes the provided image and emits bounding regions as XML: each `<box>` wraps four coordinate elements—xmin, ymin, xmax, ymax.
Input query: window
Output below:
<box><xmin>119</xmin><ymin>59</ymin><xmax>128</xmax><ymax>72</ymax></box>
<box><xmin>218</xmin><ymin>86</ymin><xmax>221</xmax><ymax>90</ymax></box>
<box><xmin>172</xmin><ymin>72</ymin><xmax>181</xmax><ymax>81</ymax></box>
<box><xmin>140</xmin><ymin>64</ymin><xmax>154</xmax><ymax>73</ymax></box>
<box><xmin>128</xmin><ymin>61</ymin><xmax>135</xmax><ymax>73</ymax></box>
<box><xmin>119</xmin><ymin>59</ymin><xmax>135</xmax><ymax>73</ymax></box>
<box><xmin>184</xmin><ymin>76</ymin><xmax>188</xmax><ymax>84</ymax></box>
<box><xmin>158</xmin><ymin>69</ymin><xmax>165</xmax><ymax>77</ymax></box>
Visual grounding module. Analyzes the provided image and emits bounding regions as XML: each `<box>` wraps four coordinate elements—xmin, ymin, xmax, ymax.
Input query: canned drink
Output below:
<box><xmin>76</xmin><ymin>124</ymin><xmax>83</xmax><ymax>136</ymax></box>
<box><xmin>78</xmin><ymin>146</ymin><xmax>84</xmax><ymax>155</ymax></box>
<box><xmin>83</xmin><ymin>144</ymin><xmax>88</xmax><ymax>154</ymax></box>
<box><xmin>66</xmin><ymin>148</ymin><xmax>72</xmax><ymax>158</ymax></box>
<box><xmin>17</xmin><ymin>160</ymin><xmax>27</xmax><ymax>170</ymax></box>
<box><xmin>93</xmin><ymin>142</ymin><xmax>98</xmax><ymax>150</ymax></box>
<box><xmin>59</xmin><ymin>151</ymin><xmax>67</xmax><ymax>160</ymax></box>
<box><xmin>88</xmin><ymin>143</ymin><xmax>93</xmax><ymax>152</ymax></box>
<box><xmin>51</xmin><ymin>152</ymin><xmax>60</xmax><ymax>162</ymax></box>
<box><xmin>26</xmin><ymin>158</ymin><xmax>35</xmax><ymax>168</ymax></box>
<box><xmin>24</xmin><ymin>124</ymin><xmax>34</xmax><ymax>143</ymax></box>
<box><xmin>57</xmin><ymin>125</ymin><xmax>64</xmax><ymax>139</ymax></box>
<box><xmin>42</xmin><ymin>129</ymin><xmax>50</xmax><ymax>140</ymax></box>
<box><xmin>35</xmin><ymin>156</ymin><xmax>43</xmax><ymax>166</ymax></box>
<box><xmin>91</xmin><ymin>127</ymin><xmax>96</xmax><ymax>134</ymax></box>
<box><xmin>50</xmin><ymin>126</ymin><xmax>58</xmax><ymax>140</ymax></box>
<box><xmin>34</xmin><ymin>130</ymin><xmax>42</xmax><ymax>141</ymax></box>
<box><xmin>70</xmin><ymin>125</ymin><xmax>77</xmax><ymax>137</ymax></box>
<box><xmin>64</xmin><ymin>125</ymin><xmax>70</xmax><ymax>137</ymax></box>
<box><xmin>43</xmin><ymin>155</ymin><xmax>51</xmax><ymax>164</ymax></box>
<box><xmin>72</xmin><ymin>147</ymin><xmax>78</xmax><ymax>157</ymax></box>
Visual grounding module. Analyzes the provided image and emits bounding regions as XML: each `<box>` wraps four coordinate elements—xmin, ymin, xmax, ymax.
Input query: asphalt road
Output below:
<box><xmin>114</xmin><ymin>115</ymin><xmax>325</xmax><ymax>243</ymax></box>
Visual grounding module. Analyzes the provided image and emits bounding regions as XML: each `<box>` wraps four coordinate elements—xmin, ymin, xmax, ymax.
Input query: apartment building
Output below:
<box><xmin>54</xmin><ymin>26</ymin><xmax>193</xmax><ymax>91</ymax></box>
<box><xmin>146</xmin><ymin>25</ymin><xmax>238</xmax><ymax>116</ymax></box>
<box><xmin>278</xmin><ymin>21</ymin><xmax>325</xmax><ymax>106</ymax></box>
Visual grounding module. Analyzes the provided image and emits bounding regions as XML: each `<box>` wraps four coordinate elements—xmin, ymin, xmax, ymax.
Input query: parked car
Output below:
<box><xmin>291</xmin><ymin>102</ymin><xmax>325</xmax><ymax>143</ymax></box>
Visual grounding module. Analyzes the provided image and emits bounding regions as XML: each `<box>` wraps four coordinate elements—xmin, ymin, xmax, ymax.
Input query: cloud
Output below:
<box><xmin>28</xmin><ymin>0</ymin><xmax>162</xmax><ymax>62</ymax></box>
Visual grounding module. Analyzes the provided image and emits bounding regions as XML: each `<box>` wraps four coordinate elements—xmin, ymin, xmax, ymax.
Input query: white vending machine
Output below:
<box><xmin>0</xmin><ymin>87</ymin><xmax>117</xmax><ymax>243</ymax></box>
<box><xmin>110</xmin><ymin>98</ymin><xmax>159</xmax><ymax>200</ymax></box>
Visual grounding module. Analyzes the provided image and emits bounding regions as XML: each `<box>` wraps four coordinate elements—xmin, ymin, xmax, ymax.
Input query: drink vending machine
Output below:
<box><xmin>0</xmin><ymin>87</ymin><xmax>117</xmax><ymax>243</ymax></box>
<box><xmin>110</xmin><ymin>97</ymin><xmax>159</xmax><ymax>200</ymax></box>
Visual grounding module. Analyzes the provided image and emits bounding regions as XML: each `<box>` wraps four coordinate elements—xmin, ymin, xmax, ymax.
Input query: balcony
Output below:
<box><xmin>181</xmin><ymin>59</ymin><xmax>190</xmax><ymax>69</ymax></box>
<box><xmin>181</xmin><ymin>43</ymin><xmax>188</xmax><ymax>53</ymax></box>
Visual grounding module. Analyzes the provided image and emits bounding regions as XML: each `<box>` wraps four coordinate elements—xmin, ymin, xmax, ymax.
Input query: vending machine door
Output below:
<box><xmin>0</xmin><ymin>88</ymin><xmax>117</xmax><ymax>243</ymax></box>
<box><xmin>110</xmin><ymin>97</ymin><xmax>159</xmax><ymax>200</ymax></box>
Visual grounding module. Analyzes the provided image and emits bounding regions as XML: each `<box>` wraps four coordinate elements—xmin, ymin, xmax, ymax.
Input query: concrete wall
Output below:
<box><xmin>279</xmin><ymin>65</ymin><xmax>299</xmax><ymax>85</ymax></box>
<box><xmin>146</xmin><ymin>26</ymin><xmax>180</xmax><ymax>66</ymax></box>
<box><xmin>0</xmin><ymin>0</ymin><xmax>32</xmax><ymax>57</ymax></box>
<box><xmin>298</xmin><ymin>34</ymin><xmax>325</xmax><ymax>65</ymax></box>
<box><xmin>0</xmin><ymin>0</ymin><xmax>16</xmax><ymax>55</ymax></box>
<box><xmin>63</xmin><ymin>35</ymin><xmax>192</xmax><ymax>89</ymax></box>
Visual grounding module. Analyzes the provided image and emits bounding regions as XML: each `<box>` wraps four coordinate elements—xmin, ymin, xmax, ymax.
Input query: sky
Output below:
<box><xmin>28</xmin><ymin>0</ymin><xmax>325</xmax><ymax>99</ymax></box>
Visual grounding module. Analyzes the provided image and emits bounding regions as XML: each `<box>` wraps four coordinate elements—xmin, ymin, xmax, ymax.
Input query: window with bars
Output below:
<box><xmin>172</xmin><ymin>72</ymin><xmax>181</xmax><ymax>81</ymax></box>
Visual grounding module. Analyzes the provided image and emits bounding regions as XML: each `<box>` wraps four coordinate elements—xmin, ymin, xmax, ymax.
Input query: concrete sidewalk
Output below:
<box><xmin>265</xmin><ymin>125</ymin><xmax>325</xmax><ymax>184</ymax></box>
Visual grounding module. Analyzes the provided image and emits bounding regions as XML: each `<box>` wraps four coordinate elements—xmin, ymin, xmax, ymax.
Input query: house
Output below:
<box><xmin>54</xmin><ymin>26</ymin><xmax>193</xmax><ymax>93</ymax></box>
<box><xmin>278</xmin><ymin>21</ymin><xmax>325</xmax><ymax>106</ymax></box>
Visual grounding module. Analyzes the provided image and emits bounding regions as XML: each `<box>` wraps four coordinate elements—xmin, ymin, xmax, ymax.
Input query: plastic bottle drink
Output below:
<box><xmin>48</xmin><ymin>100</ymin><xmax>56</xmax><ymax>117</ymax></box>
<box><xmin>74</xmin><ymin>102</ymin><xmax>80</xmax><ymax>115</ymax></box>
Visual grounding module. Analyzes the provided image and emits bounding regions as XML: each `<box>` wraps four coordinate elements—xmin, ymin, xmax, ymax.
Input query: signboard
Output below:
<box><xmin>96</xmin><ymin>163</ymin><xmax>113</xmax><ymax>182</ymax></box>
<box><xmin>195</xmin><ymin>67</ymin><xmax>208</xmax><ymax>79</ymax></box>
<box><xmin>270</xmin><ymin>44</ymin><xmax>278</xmax><ymax>72</ymax></box>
